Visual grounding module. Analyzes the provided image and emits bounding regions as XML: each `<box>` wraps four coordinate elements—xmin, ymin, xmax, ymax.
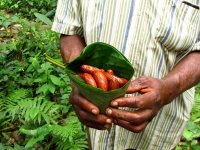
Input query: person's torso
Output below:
<box><xmin>79</xmin><ymin>1</ymin><xmax>199</xmax><ymax>149</ymax></box>
<box><xmin>80</xmin><ymin>0</ymin><xmax>199</xmax><ymax>78</ymax></box>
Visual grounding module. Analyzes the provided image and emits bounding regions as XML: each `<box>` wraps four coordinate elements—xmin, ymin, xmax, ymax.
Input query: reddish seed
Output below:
<box><xmin>92</xmin><ymin>70</ymin><xmax>108</xmax><ymax>91</ymax></box>
<box><xmin>81</xmin><ymin>64</ymin><xmax>103</xmax><ymax>74</ymax></box>
<box><xmin>80</xmin><ymin>73</ymin><xmax>97</xmax><ymax>88</ymax></box>
<box><xmin>109</xmin><ymin>78</ymin><xmax>120</xmax><ymax>90</ymax></box>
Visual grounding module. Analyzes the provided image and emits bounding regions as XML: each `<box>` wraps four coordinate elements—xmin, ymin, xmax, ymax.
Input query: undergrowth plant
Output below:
<box><xmin>176</xmin><ymin>84</ymin><xmax>200</xmax><ymax>150</ymax></box>
<box><xmin>0</xmin><ymin>0</ymin><xmax>56</xmax><ymax>20</ymax></box>
<box><xmin>0</xmin><ymin>11</ymin><xmax>87</xmax><ymax>149</ymax></box>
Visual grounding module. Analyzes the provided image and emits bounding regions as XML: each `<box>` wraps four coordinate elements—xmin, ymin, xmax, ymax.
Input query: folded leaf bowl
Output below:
<box><xmin>46</xmin><ymin>42</ymin><xmax>135</xmax><ymax>113</ymax></box>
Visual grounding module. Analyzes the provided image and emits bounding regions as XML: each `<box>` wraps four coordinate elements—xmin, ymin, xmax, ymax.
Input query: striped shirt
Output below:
<box><xmin>52</xmin><ymin>0</ymin><xmax>200</xmax><ymax>150</ymax></box>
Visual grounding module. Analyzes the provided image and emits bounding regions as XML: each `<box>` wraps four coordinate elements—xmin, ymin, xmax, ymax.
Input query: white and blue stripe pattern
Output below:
<box><xmin>52</xmin><ymin>0</ymin><xmax>200</xmax><ymax>149</ymax></box>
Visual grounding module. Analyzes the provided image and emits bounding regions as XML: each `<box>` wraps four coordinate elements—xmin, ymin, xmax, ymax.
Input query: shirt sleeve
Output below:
<box><xmin>191</xmin><ymin>34</ymin><xmax>200</xmax><ymax>52</ymax></box>
<box><xmin>175</xmin><ymin>29</ymin><xmax>200</xmax><ymax>64</ymax></box>
<box><xmin>52</xmin><ymin>0</ymin><xmax>83</xmax><ymax>35</ymax></box>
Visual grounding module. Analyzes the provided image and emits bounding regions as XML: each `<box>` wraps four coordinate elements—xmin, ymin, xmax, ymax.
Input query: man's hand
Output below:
<box><xmin>105</xmin><ymin>76</ymin><xmax>177</xmax><ymax>133</ymax></box>
<box><xmin>105</xmin><ymin>51</ymin><xmax>200</xmax><ymax>133</ymax></box>
<box><xmin>60</xmin><ymin>34</ymin><xmax>113</xmax><ymax>130</ymax></box>
<box><xmin>70</xmin><ymin>85</ymin><xmax>113</xmax><ymax>130</ymax></box>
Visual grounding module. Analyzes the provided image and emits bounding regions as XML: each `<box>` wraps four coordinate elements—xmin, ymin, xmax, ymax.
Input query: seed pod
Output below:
<box><xmin>79</xmin><ymin>73</ymin><xmax>97</xmax><ymax>88</ymax></box>
<box><xmin>104</xmin><ymin>72</ymin><xmax>128</xmax><ymax>87</ymax></box>
<box><xmin>109</xmin><ymin>78</ymin><xmax>120</xmax><ymax>90</ymax></box>
<box><xmin>93</xmin><ymin>70</ymin><xmax>108</xmax><ymax>91</ymax></box>
<box><xmin>81</xmin><ymin>64</ymin><xmax>104</xmax><ymax>74</ymax></box>
<box><xmin>106</xmin><ymin>69</ymin><xmax>115</xmax><ymax>75</ymax></box>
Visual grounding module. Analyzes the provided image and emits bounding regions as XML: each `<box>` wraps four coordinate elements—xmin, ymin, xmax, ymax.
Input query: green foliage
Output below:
<box><xmin>20</xmin><ymin>124</ymin><xmax>52</xmax><ymax>148</ymax></box>
<box><xmin>0</xmin><ymin>10</ymin><xmax>87</xmax><ymax>149</ymax></box>
<box><xmin>0</xmin><ymin>0</ymin><xmax>57</xmax><ymax>20</ymax></box>
<box><xmin>34</xmin><ymin>13</ymin><xmax>52</xmax><ymax>26</ymax></box>
<box><xmin>177</xmin><ymin>84</ymin><xmax>200</xmax><ymax>149</ymax></box>
<box><xmin>4</xmin><ymin>89</ymin><xmax>61</xmax><ymax>125</ymax></box>
<box><xmin>52</xmin><ymin>114</ymin><xmax>88</xmax><ymax>150</ymax></box>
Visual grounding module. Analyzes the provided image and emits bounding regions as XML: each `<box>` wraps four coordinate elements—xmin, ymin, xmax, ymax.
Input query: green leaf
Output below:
<box><xmin>43</xmin><ymin>102</ymin><xmax>53</xmax><ymax>113</ymax></box>
<box><xmin>41</xmin><ymin>112</ymin><xmax>50</xmax><ymax>124</ymax></box>
<box><xmin>0</xmin><ymin>143</ymin><xmax>5</xmax><ymax>150</ymax></box>
<box><xmin>183</xmin><ymin>130</ymin><xmax>194</xmax><ymax>141</ymax></box>
<box><xmin>29</xmin><ymin>108</ymin><xmax>40</xmax><ymax>120</ymax></box>
<box><xmin>25</xmin><ymin>137</ymin><xmax>40</xmax><ymax>148</ymax></box>
<box><xmin>175</xmin><ymin>146</ymin><xmax>182</xmax><ymax>150</ymax></box>
<box><xmin>3</xmin><ymin>20</ymin><xmax>11</xmax><ymax>28</ymax></box>
<box><xmin>50</xmin><ymin>75</ymin><xmax>63</xmax><ymax>86</ymax></box>
<box><xmin>21</xmin><ymin>125</ymin><xmax>52</xmax><ymax>148</ymax></box>
<box><xmin>41</xmin><ymin>62</ymin><xmax>53</xmax><ymax>72</ymax></box>
<box><xmin>13</xmin><ymin>144</ymin><xmax>28</xmax><ymax>150</ymax></box>
<box><xmin>36</xmin><ymin>83</ymin><xmax>49</xmax><ymax>95</ymax></box>
<box><xmin>34</xmin><ymin>13</ymin><xmax>52</xmax><ymax>26</ymax></box>
<box><xmin>191</xmin><ymin>139</ymin><xmax>199</xmax><ymax>146</ymax></box>
<box><xmin>45</xmin><ymin>42</ymin><xmax>135</xmax><ymax>113</ymax></box>
<box><xmin>37</xmin><ymin>113</ymin><xmax>42</xmax><ymax>125</ymax></box>
<box><xmin>191</xmin><ymin>145</ymin><xmax>200</xmax><ymax>150</ymax></box>
<box><xmin>66</xmin><ymin>42</ymin><xmax>135</xmax><ymax>113</ymax></box>
<box><xmin>48</xmin><ymin>83</ymin><xmax>56</xmax><ymax>94</ymax></box>
<box><xmin>20</xmin><ymin>124</ymin><xmax>52</xmax><ymax>136</ymax></box>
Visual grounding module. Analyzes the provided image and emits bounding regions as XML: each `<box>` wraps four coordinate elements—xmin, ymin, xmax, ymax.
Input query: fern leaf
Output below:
<box><xmin>52</xmin><ymin>115</ymin><xmax>87</xmax><ymax>150</ymax></box>
<box><xmin>41</xmin><ymin>112</ymin><xmax>50</xmax><ymax>124</ymax></box>
<box><xmin>37</xmin><ymin>113</ymin><xmax>42</xmax><ymax>125</ymax></box>
<box><xmin>20</xmin><ymin>124</ymin><xmax>52</xmax><ymax>148</ymax></box>
<box><xmin>40</xmin><ymin>101</ymin><xmax>49</xmax><ymax>111</ymax></box>
<box><xmin>36</xmin><ymin>97</ymin><xmax>43</xmax><ymax>109</ymax></box>
<box><xmin>43</xmin><ymin>102</ymin><xmax>54</xmax><ymax>114</ymax></box>
<box><xmin>5</xmin><ymin>95</ymin><xmax>61</xmax><ymax>125</ymax></box>
<box><xmin>25</xmin><ymin>107</ymin><xmax>31</xmax><ymax>122</ymax></box>
<box><xmin>9</xmin><ymin>89</ymin><xmax>30</xmax><ymax>100</ymax></box>
<box><xmin>20</xmin><ymin>124</ymin><xmax>52</xmax><ymax>136</ymax></box>
<box><xmin>29</xmin><ymin>108</ymin><xmax>40</xmax><ymax>120</ymax></box>
<box><xmin>0</xmin><ymin>98</ymin><xmax>6</xmax><ymax>112</ymax></box>
<box><xmin>32</xmin><ymin>98</ymin><xmax>38</xmax><ymax>108</ymax></box>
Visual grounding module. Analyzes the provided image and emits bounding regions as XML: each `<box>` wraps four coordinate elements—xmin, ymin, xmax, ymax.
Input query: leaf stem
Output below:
<box><xmin>44</xmin><ymin>53</ymin><xmax>66</xmax><ymax>69</ymax></box>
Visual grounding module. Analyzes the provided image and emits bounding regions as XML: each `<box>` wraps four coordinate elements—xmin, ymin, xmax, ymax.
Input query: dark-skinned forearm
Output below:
<box><xmin>163</xmin><ymin>51</ymin><xmax>200</xmax><ymax>103</ymax></box>
<box><xmin>60</xmin><ymin>34</ymin><xmax>86</xmax><ymax>63</ymax></box>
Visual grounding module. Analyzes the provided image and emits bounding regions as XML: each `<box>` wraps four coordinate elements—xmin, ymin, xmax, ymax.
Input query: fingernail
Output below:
<box><xmin>106</xmin><ymin>118</ymin><xmax>112</xmax><ymax>124</ymax></box>
<box><xmin>111</xmin><ymin>101</ymin><xmax>118</xmax><ymax>107</ymax></box>
<box><xmin>106</xmin><ymin>108</ymin><xmax>112</xmax><ymax>115</ymax></box>
<box><xmin>91</xmin><ymin>109</ymin><xmax>98</xmax><ymax>115</ymax></box>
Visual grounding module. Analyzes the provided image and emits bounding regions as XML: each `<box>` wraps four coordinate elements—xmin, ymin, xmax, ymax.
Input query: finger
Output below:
<box><xmin>85</xmin><ymin>121</ymin><xmax>112</xmax><ymax>130</ymax></box>
<box><xmin>74</xmin><ymin>105</ymin><xmax>113</xmax><ymax>125</ymax></box>
<box><xmin>111</xmin><ymin>92</ymin><xmax>159</xmax><ymax>109</ymax></box>
<box><xmin>70</xmin><ymin>87</ymin><xmax>100</xmax><ymax>115</ymax></box>
<box><xmin>126</xmin><ymin>76</ymin><xmax>148</xmax><ymax>94</ymax></box>
<box><xmin>114</xmin><ymin>119</ymin><xmax>149</xmax><ymax>133</ymax></box>
<box><xmin>106</xmin><ymin>108</ymin><xmax>153</xmax><ymax>125</ymax></box>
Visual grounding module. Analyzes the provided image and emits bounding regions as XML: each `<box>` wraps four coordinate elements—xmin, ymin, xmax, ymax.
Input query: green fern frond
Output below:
<box><xmin>192</xmin><ymin>93</ymin><xmax>200</xmax><ymax>110</ymax></box>
<box><xmin>9</xmin><ymin>88</ymin><xmax>30</xmax><ymax>100</ymax></box>
<box><xmin>190</xmin><ymin>92</ymin><xmax>200</xmax><ymax>121</ymax></box>
<box><xmin>0</xmin><ymin>98</ymin><xmax>5</xmax><ymax>112</ymax></box>
<box><xmin>53</xmin><ymin>123</ymin><xmax>88</xmax><ymax>150</ymax></box>
<box><xmin>19</xmin><ymin>124</ymin><xmax>52</xmax><ymax>148</ymax></box>
<box><xmin>52</xmin><ymin>114</ymin><xmax>87</xmax><ymax>150</ymax></box>
<box><xmin>56</xmin><ymin>138</ymin><xmax>88</xmax><ymax>150</ymax></box>
<box><xmin>0</xmin><ymin>92</ymin><xmax>7</xmax><ymax>112</ymax></box>
<box><xmin>52</xmin><ymin>123</ymin><xmax>79</xmax><ymax>142</ymax></box>
<box><xmin>5</xmin><ymin>95</ymin><xmax>61</xmax><ymax>125</ymax></box>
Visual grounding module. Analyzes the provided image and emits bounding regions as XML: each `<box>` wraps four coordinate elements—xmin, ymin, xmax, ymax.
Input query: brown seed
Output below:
<box><xmin>93</xmin><ymin>70</ymin><xmax>108</xmax><ymax>91</ymax></box>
